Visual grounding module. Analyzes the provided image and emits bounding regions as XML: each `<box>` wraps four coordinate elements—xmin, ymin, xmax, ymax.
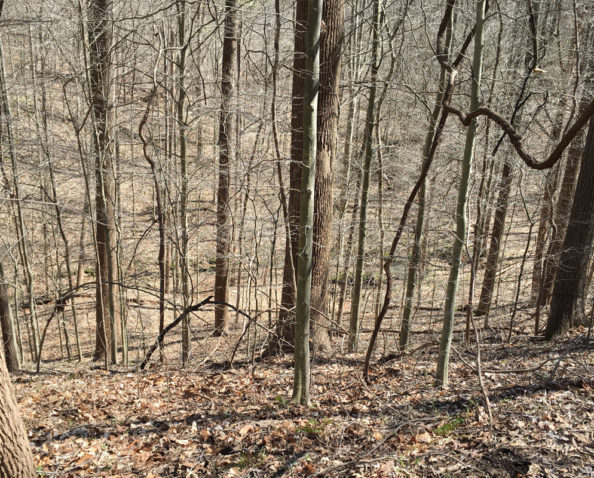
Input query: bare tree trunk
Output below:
<box><xmin>0</xmin><ymin>342</ymin><xmax>35</xmax><ymax>477</ymax></box>
<box><xmin>275</xmin><ymin>0</ymin><xmax>307</xmax><ymax>352</ymax></box>
<box><xmin>292</xmin><ymin>0</ymin><xmax>322</xmax><ymax>407</ymax></box>
<box><xmin>471</xmin><ymin>6</ymin><xmax>502</xmax><ymax>280</ymax></box>
<box><xmin>348</xmin><ymin>0</ymin><xmax>381</xmax><ymax>352</ymax></box>
<box><xmin>138</xmin><ymin>56</ymin><xmax>168</xmax><ymax>362</ymax></box>
<box><xmin>374</xmin><ymin>124</ymin><xmax>385</xmax><ymax>319</ymax></box>
<box><xmin>546</xmin><ymin>117</ymin><xmax>594</xmax><ymax>337</ymax></box>
<box><xmin>174</xmin><ymin>0</ymin><xmax>192</xmax><ymax>364</ymax></box>
<box><xmin>215</xmin><ymin>0</ymin><xmax>237</xmax><ymax>336</ymax></box>
<box><xmin>0</xmin><ymin>257</ymin><xmax>19</xmax><ymax>373</ymax></box>
<box><xmin>0</xmin><ymin>37</ymin><xmax>40</xmax><ymax>364</ymax></box>
<box><xmin>30</xmin><ymin>29</ymin><xmax>83</xmax><ymax>362</ymax></box>
<box><xmin>538</xmin><ymin>20</ymin><xmax>594</xmax><ymax>306</ymax></box>
<box><xmin>539</xmin><ymin>98</ymin><xmax>589</xmax><ymax>305</ymax></box>
<box><xmin>476</xmin><ymin>0</ymin><xmax>541</xmax><ymax>321</ymax></box>
<box><xmin>476</xmin><ymin>155</ymin><xmax>513</xmax><ymax>319</ymax></box>
<box><xmin>400</xmin><ymin>14</ymin><xmax>452</xmax><ymax>350</ymax></box>
<box><xmin>88</xmin><ymin>0</ymin><xmax>117</xmax><ymax>364</ymax></box>
<box><xmin>531</xmin><ymin>106</ymin><xmax>565</xmax><ymax>303</ymax></box>
<box><xmin>310</xmin><ymin>0</ymin><xmax>345</xmax><ymax>353</ymax></box>
<box><xmin>76</xmin><ymin>204</ymin><xmax>88</xmax><ymax>290</ymax></box>
<box><xmin>436</xmin><ymin>0</ymin><xmax>486</xmax><ymax>387</ymax></box>
<box><xmin>331</xmin><ymin>0</ymin><xmax>363</xmax><ymax>327</ymax></box>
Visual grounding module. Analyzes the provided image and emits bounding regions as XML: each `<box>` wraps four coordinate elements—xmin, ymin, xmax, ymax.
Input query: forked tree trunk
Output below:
<box><xmin>310</xmin><ymin>0</ymin><xmax>345</xmax><ymax>353</ymax></box>
<box><xmin>215</xmin><ymin>0</ymin><xmax>237</xmax><ymax>337</ymax></box>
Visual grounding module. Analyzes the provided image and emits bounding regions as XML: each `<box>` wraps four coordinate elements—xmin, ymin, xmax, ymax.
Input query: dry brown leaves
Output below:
<box><xmin>14</xmin><ymin>330</ymin><xmax>594</xmax><ymax>477</ymax></box>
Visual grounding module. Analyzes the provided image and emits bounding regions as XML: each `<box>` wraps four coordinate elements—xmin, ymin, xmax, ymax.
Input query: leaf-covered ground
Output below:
<box><xmin>14</xmin><ymin>328</ymin><xmax>594</xmax><ymax>477</ymax></box>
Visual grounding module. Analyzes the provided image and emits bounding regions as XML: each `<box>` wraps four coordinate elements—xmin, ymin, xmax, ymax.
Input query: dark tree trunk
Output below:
<box><xmin>214</xmin><ymin>0</ymin><xmax>237</xmax><ymax>336</ymax></box>
<box><xmin>275</xmin><ymin>0</ymin><xmax>307</xmax><ymax>352</ymax></box>
<box><xmin>531</xmin><ymin>104</ymin><xmax>565</xmax><ymax>303</ymax></box>
<box><xmin>310</xmin><ymin>0</ymin><xmax>345</xmax><ymax>353</ymax></box>
<box><xmin>476</xmin><ymin>156</ymin><xmax>513</xmax><ymax>318</ymax></box>
<box><xmin>546</xmin><ymin>118</ymin><xmax>594</xmax><ymax>338</ymax></box>
<box><xmin>89</xmin><ymin>0</ymin><xmax>117</xmax><ymax>363</ymax></box>
<box><xmin>539</xmin><ymin>105</ymin><xmax>586</xmax><ymax>305</ymax></box>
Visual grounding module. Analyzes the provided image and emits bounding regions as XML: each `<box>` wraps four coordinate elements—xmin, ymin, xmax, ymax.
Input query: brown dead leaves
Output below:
<box><xmin>12</xmin><ymin>332</ymin><xmax>594</xmax><ymax>477</ymax></box>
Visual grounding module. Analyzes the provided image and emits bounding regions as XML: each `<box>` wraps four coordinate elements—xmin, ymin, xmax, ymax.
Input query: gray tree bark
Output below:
<box><xmin>292</xmin><ymin>0</ymin><xmax>322</xmax><ymax>406</ymax></box>
<box><xmin>0</xmin><ymin>257</ymin><xmax>19</xmax><ymax>373</ymax></box>
<box><xmin>348</xmin><ymin>0</ymin><xmax>381</xmax><ymax>352</ymax></box>
<box><xmin>436</xmin><ymin>0</ymin><xmax>486</xmax><ymax>387</ymax></box>
<box><xmin>215</xmin><ymin>0</ymin><xmax>237</xmax><ymax>337</ymax></box>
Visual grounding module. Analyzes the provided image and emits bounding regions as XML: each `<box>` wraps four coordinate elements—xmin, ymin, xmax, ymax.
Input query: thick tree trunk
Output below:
<box><xmin>0</xmin><ymin>338</ymin><xmax>36</xmax><ymax>477</ymax></box>
<box><xmin>292</xmin><ymin>0</ymin><xmax>321</xmax><ymax>406</ymax></box>
<box><xmin>88</xmin><ymin>0</ymin><xmax>117</xmax><ymax>363</ymax></box>
<box><xmin>310</xmin><ymin>0</ymin><xmax>345</xmax><ymax>353</ymax></box>
<box><xmin>546</xmin><ymin>117</ymin><xmax>594</xmax><ymax>337</ymax></box>
<box><xmin>275</xmin><ymin>0</ymin><xmax>307</xmax><ymax>352</ymax></box>
<box><xmin>539</xmin><ymin>98</ymin><xmax>589</xmax><ymax>305</ymax></box>
<box><xmin>214</xmin><ymin>0</ymin><xmax>237</xmax><ymax>336</ymax></box>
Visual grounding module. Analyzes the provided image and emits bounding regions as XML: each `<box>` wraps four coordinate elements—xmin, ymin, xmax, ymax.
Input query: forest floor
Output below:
<box><xmin>13</xmin><ymin>309</ymin><xmax>594</xmax><ymax>478</ymax></box>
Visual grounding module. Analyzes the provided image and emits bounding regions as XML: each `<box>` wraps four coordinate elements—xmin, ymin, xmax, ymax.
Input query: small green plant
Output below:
<box><xmin>297</xmin><ymin>418</ymin><xmax>333</xmax><ymax>436</ymax></box>
<box><xmin>434</xmin><ymin>416</ymin><xmax>465</xmax><ymax>436</ymax></box>
<box><xmin>235</xmin><ymin>447</ymin><xmax>266</xmax><ymax>470</ymax></box>
<box><xmin>275</xmin><ymin>395</ymin><xmax>289</xmax><ymax>409</ymax></box>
